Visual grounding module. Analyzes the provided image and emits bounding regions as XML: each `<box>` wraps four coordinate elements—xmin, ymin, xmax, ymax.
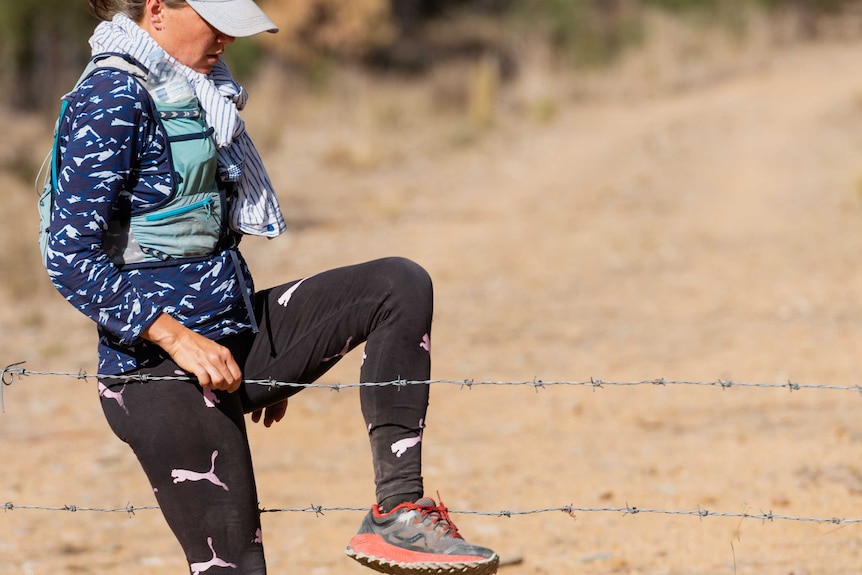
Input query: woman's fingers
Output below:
<box><xmin>193</xmin><ymin>347</ymin><xmax>242</xmax><ymax>391</ymax></box>
<box><xmin>251</xmin><ymin>400</ymin><xmax>288</xmax><ymax>427</ymax></box>
<box><xmin>195</xmin><ymin>347</ymin><xmax>239</xmax><ymax>390</ymax></box>
<box><xmin>264</xmin><ymin>399</ymin><xmax>288</xmax><ymax>427</ymax></box>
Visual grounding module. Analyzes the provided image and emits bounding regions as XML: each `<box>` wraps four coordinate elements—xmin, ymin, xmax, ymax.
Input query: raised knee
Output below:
<box><xmin>388</xmin><ymin>257</ymin><xmax>432</xmax><ymax>293</ymax></box>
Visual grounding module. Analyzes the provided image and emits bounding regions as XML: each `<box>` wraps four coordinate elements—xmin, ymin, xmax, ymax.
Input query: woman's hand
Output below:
<box><xmin>142</xmin><ymin>313</ymin><xmax>243</xmax><ymax>392</ymax></box>
<box><xmin>251</xmin><ymin>399</ymin><xmax>288</xmax><ymax>428</ymax></box>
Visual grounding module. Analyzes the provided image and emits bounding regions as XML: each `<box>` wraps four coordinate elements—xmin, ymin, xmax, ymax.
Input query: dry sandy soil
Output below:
<box><xmin>5</xmin><ymin>18</ymin><xmax>862</xmax><ymax>575</ymax></box>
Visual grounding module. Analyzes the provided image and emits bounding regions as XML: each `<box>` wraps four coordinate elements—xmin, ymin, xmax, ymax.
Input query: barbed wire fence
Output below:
<box><xmin>8</xmin><ymin>362</ymin><xmax>862</xmax><ymax>393</ymax></box>
<box><xmin>4</xmin><ymin>361</ymin><xmax>862</xmax><ymax>527</ymax></box>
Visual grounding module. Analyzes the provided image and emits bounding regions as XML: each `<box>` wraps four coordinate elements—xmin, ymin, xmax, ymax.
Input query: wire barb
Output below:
<box><xmin>2</xmin><ymin>361</ymin><xmax>26</xmax><ymax>386</ymax></box>
<box><xmin>0</xmin><ymin>361</ymin><xmax>26</xmax><ymax>414</ymax></box>
<box><xmin>532</xmin><ymin>377</ymin><xmax>545</xmax><ymax>393</ymax></box>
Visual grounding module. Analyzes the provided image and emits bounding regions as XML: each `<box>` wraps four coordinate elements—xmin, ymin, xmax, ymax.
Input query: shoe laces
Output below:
<box><xmin>406</xmin><ymin>493</ymin><xmax>463</xmax><ymax>539</ymax></box>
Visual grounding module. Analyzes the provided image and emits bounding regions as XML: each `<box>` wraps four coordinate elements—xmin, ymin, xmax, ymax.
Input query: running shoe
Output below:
<box><xmin>345</xmin><ymin>496</ymin><xmax>499</xmax><ymax>575</ymax></box>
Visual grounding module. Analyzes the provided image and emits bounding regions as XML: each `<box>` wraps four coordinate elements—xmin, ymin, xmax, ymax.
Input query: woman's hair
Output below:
<box><xmin>88</xmin><ymin>0</ymin><xmax>187</xmax><ymax>22</ymax></box>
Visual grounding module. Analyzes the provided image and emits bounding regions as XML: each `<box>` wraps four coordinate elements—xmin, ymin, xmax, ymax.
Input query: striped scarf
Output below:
<box><xmin>89</xmin><ymin>13</ymin><xmax>286</xmax><ymax>238</ymax></box>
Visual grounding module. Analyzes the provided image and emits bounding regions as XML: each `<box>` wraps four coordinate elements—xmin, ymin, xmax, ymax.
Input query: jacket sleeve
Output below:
<box><xmin>45</xmin><ymin>70</ymin><xmax>166</xmax><ymax>345</ymax></box>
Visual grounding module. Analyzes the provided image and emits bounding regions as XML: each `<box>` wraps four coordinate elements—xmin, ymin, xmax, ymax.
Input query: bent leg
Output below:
<box><xmin>241</xmin><ymin>257</ymin><xmax>433</xmax><ymax>505</ymax></box>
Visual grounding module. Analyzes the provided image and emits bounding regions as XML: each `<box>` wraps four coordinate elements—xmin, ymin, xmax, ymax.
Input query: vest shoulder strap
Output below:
<box><xmin>78</xmin><ymin>53</ymin><xmax>148</xmax><ymax>86</ymax></box>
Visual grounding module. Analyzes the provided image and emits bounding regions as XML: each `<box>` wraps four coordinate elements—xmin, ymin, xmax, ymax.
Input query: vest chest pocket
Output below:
<box><xmin>127</xmin><ymin>190</ymin><xmax>224</xmax><ymax>261</ymax></box>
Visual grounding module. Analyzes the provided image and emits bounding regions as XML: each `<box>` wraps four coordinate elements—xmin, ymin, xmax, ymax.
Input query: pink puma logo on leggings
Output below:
<box><xmin>98</xmin><ymin>381</ymin><xmax>128</xmax><ymax>415</ymax></box>
<box><xmin>190</xmin><ymin>537</ymin><xmax>237</xmax><ymax>574</ymax></box>
<box><xmin>171</xmin><ymin>450</ymin><xmax>229</xmax><ymax>491</ymax></box>
<box><xmin>202</xmin><ymin>387</ymin><xmax>220</xmax><ymax>408</ymax></box>
<box><xmin>323</xmin><ymin>336</ymin><xmax>353</xmax><ymax>362</ymax></box>
<box><xmin>391</xmin><ymin>419</ymin><xmax>424</xmax><ymax>458</ymax></box>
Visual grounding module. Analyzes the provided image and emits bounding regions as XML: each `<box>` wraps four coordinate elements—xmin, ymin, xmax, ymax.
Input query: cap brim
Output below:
<box><xmin>186</xmin><ymin>0</ymin><xmax>279</xmax><ymax>38</ymax></box>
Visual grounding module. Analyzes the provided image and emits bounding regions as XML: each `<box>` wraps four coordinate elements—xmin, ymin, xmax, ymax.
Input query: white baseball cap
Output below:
<box><xmin>186</xmin><ymin>0</ymin><xmax>279</xmax><ymax>37</ymax></box>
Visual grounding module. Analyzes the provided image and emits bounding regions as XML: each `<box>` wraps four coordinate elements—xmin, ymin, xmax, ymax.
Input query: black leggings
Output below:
<box><xmin>99</xmin><ymin>257</ymin><xmax>433</xmax><ymax>573</ymax></box>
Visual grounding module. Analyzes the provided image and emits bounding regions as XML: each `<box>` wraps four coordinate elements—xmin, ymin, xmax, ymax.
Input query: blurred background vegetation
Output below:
<box><xmin>0</xmin><ymin>0</ymin><xmax>860</xmax><ymax>312</ymax></box>
<box><xmin>1</xmin><ymin>0</ymin><xmax>861</xmax><ymax>114</ymax></box>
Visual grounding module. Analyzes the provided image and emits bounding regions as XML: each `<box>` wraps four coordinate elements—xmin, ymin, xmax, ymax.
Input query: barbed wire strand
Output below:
<box><xmin>2</xmin><ymin>501</ymin><xmax>861</xmax><ymax>525</ymax></box>
<box><xmin>4</xmin><ymin>362</ymin><xmax>862</xmax><ymax>395</ymax></box>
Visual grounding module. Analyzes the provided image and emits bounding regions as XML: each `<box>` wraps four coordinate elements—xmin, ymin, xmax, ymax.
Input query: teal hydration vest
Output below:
<box><xmin>38</xmin><ymin>53</ymin><xmax>231</xmax><ymax>269</ymax></box>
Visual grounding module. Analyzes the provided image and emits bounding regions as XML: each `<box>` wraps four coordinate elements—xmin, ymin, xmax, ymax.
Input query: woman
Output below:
<box><xmin>43</xmin><ymin>0</ymin><xmax>499</xmax><ymax>573</ymax></box>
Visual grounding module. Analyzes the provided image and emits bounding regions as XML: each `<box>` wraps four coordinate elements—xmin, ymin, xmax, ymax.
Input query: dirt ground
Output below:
<box><xmin>5</xmin><ymin>18</ymin><xmax>862</xmax><ymax>575</ymax></box>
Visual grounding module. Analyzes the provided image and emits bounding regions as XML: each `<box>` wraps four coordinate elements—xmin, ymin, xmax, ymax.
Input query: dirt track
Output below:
<box><xmin>4</xmin><ymin>29</ymin><xmax>862</xmax><ymax>574</ymax></box>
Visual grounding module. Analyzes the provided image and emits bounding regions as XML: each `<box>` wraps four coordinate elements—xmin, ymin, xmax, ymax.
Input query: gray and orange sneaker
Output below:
<box><xmin>345</xmin><ymin>497</ymin><xmax>499</xmax><ymax>575</ymax></box>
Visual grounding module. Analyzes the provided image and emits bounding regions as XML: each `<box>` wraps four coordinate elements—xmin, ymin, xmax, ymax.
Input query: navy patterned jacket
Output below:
<box><xmin>45</xmin><ymin>68</ymin><xmax>255</xmax><ymax>375</ymax></box>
